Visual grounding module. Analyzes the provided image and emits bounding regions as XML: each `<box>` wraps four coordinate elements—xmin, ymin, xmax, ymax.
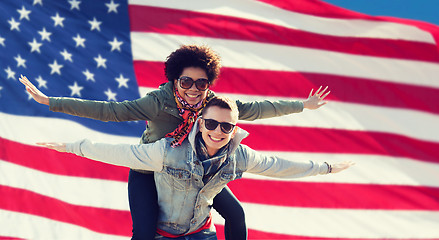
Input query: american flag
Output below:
<box><xmin>1</xmin><ymin>0</ymin><xmax>439</xmax><ymax>239</ymax></box>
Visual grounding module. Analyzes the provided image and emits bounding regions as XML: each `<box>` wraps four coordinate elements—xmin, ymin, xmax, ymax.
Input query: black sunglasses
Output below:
<box><xmin>203</xmin><ymin>118</ymin><xmax>236</xmax><ymax>134</ymax></box>
<box><xmin>178</xmin><ymin>76</ymin><xmax>210</xmax><ymax>91</ymax></box>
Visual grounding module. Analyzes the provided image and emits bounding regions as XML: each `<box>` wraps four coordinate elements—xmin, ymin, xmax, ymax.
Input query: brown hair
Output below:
<box><xmin>201</xmin><ymin>96</ymin><xmax>238</xmax><ymax>121</ymax></box>
<box><xmin>164</xmin><ymin>44</ymin><xmax>221</xmax><ymax>84</ymax></box>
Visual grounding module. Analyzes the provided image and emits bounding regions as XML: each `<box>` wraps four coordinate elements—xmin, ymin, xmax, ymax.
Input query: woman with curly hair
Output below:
<box><xmin>20</xmin><ymin>44</ymin><xmax>329</xmax><ymax>239</ymax></box>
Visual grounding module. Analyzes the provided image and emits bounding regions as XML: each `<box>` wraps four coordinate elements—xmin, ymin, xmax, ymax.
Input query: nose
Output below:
<box><xmin>189</xmin><ymin>81</ymin><xmax>198</xmax><ymax>91</ymax></box>
<box><xmin>213</xmin><ymin>124</ymin><xmax>222</xmax><ymax>133</ymax></box>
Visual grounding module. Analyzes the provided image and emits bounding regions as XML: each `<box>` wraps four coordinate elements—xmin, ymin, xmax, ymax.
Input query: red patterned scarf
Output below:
<box><xmin>165</xmin><ymin>87</ymin><xmax>210</xmax><ymax>147</ymax></box>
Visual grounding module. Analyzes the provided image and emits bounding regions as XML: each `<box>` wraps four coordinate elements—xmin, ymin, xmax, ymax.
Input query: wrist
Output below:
<box><xmin>302</xmin><ymin>100</ymin><xmax>308</xmax><ymax>109</ymax></box>
<box><xmin>324</xmin><ymin>162</ymin><xmax>332</xmax><ymax>174</ymax></box>
<box><xmin>42</xmin><ymin>96</ymin><xmax>50</xmax><ymax>106</ymax></box>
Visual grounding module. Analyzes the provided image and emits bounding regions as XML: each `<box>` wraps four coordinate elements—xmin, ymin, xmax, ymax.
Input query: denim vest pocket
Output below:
<box><xmin>163</xmin><ymin>166</ymin><xmax>193</xmax><ymax>191</ymax></box>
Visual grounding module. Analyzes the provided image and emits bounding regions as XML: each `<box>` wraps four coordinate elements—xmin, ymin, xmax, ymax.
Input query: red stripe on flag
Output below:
<box><xmin>228</xmin><ymin>179</ymin><xmax>439</xmax><ymax>210</ymax></box>
<box><xmin>128</xmin><ymin>5</ymin><xmax>439</xmax><ymax>62</ymax></box>
<box><xmin>219</xmin><ymin>224</ymin><xmax>436</xmax><ymax>240</ymax></box>
<box><xmin>0</xmin><ymin>137</ymin><xmax>128</xmax><ymax>181</ymax></box>
<box><xmin>0</xmin><ymin>237</ymin><xmax>26</xmax><ymax>240</ymax></box>
<box><xmin>0</xmin><ymin>185</ymin><xmax>131</xmax><ymax>236</ymax></box>
<box><xmin>134</xmin><ymin>61</ymin><xmax>439</xmax><ymax>114</ymax></box>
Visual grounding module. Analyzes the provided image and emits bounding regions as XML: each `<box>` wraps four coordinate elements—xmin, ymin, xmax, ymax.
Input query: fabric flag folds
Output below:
<box><xmin>1</xmin><ymin>0</ymin><xmax>439</xmax><ymax>239</ymax></box>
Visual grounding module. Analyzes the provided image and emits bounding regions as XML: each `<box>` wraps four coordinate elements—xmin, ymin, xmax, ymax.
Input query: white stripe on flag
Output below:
<box><xmin>0</xmin><ymin>209</ymin><xmax>127</xmax><ymax>240</ymax></box>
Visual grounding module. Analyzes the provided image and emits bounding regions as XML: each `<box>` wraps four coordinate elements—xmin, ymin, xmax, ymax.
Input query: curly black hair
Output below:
<box><xmin>164</xmin><ymin>44</ymin><xmax>221</xmax><ymax>85</ymax></box>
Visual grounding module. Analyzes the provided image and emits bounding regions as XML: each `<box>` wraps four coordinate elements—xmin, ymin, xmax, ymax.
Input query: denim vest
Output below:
<box><xmin>154</xmin><ymin>124</ymin><xmax>247</xmax><ymax>235</ymax></box>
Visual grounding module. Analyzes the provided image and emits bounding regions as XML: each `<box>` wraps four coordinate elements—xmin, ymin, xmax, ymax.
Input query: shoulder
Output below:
<box><xmin>147</xmin><ymin>82</ymin><xmax>174</xmax><ymax>100</ymax></box>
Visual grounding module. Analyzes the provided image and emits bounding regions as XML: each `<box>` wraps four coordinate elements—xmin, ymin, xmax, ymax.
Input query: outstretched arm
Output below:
<box><xmin>19</xmin><ymin>75</ymin><xmax>161</xmax><ymax>122</ymax></box>
<box><xmin>19</xmin><ymin>75</ymin><xmax>49</xmax><ymax>105</ymax></box>
<box><xmin>236</xmin><ymin>86</ymin><xmax>331</xmax><ymax>121</ymax></box>
<box><xmin>241</xmin><ymin>145</ymin><xmax>354</xmax><ymax>178</ymax></box>
<box><xmin>37</xmin><ymin>139</ymin><xmax>166</xmax><ymax>171</ymax></box>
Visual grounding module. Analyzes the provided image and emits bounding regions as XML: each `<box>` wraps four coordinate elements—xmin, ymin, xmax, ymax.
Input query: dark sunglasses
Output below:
<box><xmin>203</xmin><ymin>118</ymin><xmax>236</xmax><ymax>134</ymax></box>
<box><xmin>178</xmin><ymin>76</ymin><xmax>210</xmax><ymax>91</ymax></box>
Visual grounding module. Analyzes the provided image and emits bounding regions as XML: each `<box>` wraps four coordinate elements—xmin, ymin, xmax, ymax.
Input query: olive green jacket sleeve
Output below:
<box><xmin>49</xmin><ymin>93</ymin><xmax>162</xmax><ymax>122</ymax></box>
<box><xmin>236</xmin><ymin>99</ymin><xmax>304</xmax><ymax>121</ymax></box>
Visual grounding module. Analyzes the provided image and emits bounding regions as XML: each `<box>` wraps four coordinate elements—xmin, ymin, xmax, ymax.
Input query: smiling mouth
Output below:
<box><xmin>186</xmin><ymin>93</ymin><xmax>200</xmax><ymax>98</ymax></box>
<box><xmin>209</xmin><ymin>135</ymin><xmax>223</xmax><ymax>142</ymax></box>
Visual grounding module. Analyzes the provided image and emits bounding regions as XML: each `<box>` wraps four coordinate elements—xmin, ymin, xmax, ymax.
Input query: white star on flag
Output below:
<box><xmin>48</xmin><ymin>60</ymin><xmax>63</xmax><ymax>75</ymax></box>
<box><xmin>68</xmin><ymin>81</ymin><xmax>84</xmax><ymax>97</ymax></box>
<box><xmin>5</xmin><ymin>66</ymin><xmax>16</xmax><ymax>80</ymax></box>
<box><xmin>68</xmin><ymin>0</ymin><xmax>81</xmax><ymax>10</ymax></box>
<box><xmin>60</xmin><ymin>49</ymin><xmax>73</xmax><ymax>62</ymax></box>
<box><xmin>88</xmin><ymin>17</ymin><xmax>102</xmax><ymax>31</ymax></box>
<box><xmin>94</xmin><ymin>54</ymin><xmax>107</xmax><ymax>68</ymax></box>
<box><xmin>8</xmin><ymin>18</ymin><xmax>21</xmax><ymax>31</ymax></box>
<box><xmin>108</xmin><ymin>37</ymin><xmax>123</xmax><ymax>52</ymax></box>
<box><xmin>106</xmin><ymin>0</ymin><xmax>119</xmax><ymax>13</ymax></box>
<box><xmin>14</xmin><ymin>55</ymin><xmax>27</xmax><ymax>68</ymax></box>
<box><xmin>82</xmin><ymin>69</ymin><xmax>95</xmax><ymax>81</ymax></box>
<box><xmin>38</xmin><ymin>28</ymin><xmax>52</xmax><ymax>41</ymax></box>
<box><xmin>33</xmin><ymin>0</ymin><xmax>42</xmax><ymax>6</ymax></box>
<box><xmin>17</xmin><ymin>6</ymin><xmax>31</xmax><ymax>20</ymax></box>
<box><xmin>72</xmin><ymin>34</ymin><xmax>86</xmax><ymax>48</ymax></box>
<box><xmin>51</xmin><ymin>12</ymin><xmax>65</xmax><ymax>27</ymax></box>
<box><xmin>104</xmin><ymin>88</ymin><xmax>117</xmax><ymax>101</ymax></box>
<box><xmin>28</xmin><ymin>38</ymin><xmax>42</xmax><ymax>53</ymax></box>
<box><xmin>115</xmin><ymin>74</ymin><xmax>129</xmax><ymax>88</ymax></box>
<box><xmin>35</xmin><ymin>75</ymin><xmax>48</xmax><ymax>89</ymax></box>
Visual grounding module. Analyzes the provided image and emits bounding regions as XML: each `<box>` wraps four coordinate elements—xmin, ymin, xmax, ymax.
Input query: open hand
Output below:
<box><xmin>37</xmin><ymin>142</ymin><xmax>67</xmax><ymax>152</ymax></box>
<box><xmin>303</xmin><ymin>86</ymin><xmax>330</xmax><ymax>110</ymax></box>
<box><xmin>330</xmin><ymin>160</ymin><xmax>355</xmax><ymax>173</ymax></box>
<box><xmin>19</xmin><ymin>75</ymin><xmax>50</xmax><ymax>105</ymax></box>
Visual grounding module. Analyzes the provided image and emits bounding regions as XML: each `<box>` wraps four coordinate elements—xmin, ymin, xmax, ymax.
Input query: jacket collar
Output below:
<box><xmin>188</xmin><ymin>120</ymin><xmax>249</xmax><ymax>156</ymax></box>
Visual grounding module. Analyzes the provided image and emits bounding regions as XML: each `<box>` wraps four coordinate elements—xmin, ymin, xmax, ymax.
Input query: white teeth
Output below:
<box><xmin>187</xmin><ymin>94</ymin><xmax>198</xmax><ymax>98</ymax></box>
<box><xmin>210</xmin><ymin>136</ymin><xmax>222</xmax><ymax>141</ymax></box>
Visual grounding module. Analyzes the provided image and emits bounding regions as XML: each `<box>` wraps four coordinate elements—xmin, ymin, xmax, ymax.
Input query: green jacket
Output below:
<box><xmin>49</xmin><ymin>81</ymin><xmax>304</xmax><ymax>144</ymax></box>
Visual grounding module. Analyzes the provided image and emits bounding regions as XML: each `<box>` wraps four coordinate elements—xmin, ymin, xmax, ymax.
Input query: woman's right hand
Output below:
<box><xmin>19</xmin><ymin>75</ymin><xmax>50</xmax><ymax>106</ymax></box>
<box><xmin>36</xmin><ymin>142</ymin><xmax>67</xmax><ymax>152</ymax></box>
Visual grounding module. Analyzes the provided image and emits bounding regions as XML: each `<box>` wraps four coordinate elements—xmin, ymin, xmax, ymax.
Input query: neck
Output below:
<box><xmin>207</xmin><ymin>148</ymin><xmax>218</xmax><ymax>157</ymax></box>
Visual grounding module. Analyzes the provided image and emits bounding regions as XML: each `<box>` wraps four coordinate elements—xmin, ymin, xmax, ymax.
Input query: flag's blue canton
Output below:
<box><xmin>0</xmin><ymin>0</ymin><xmax>145</xmax><ymax>137</ymax></box>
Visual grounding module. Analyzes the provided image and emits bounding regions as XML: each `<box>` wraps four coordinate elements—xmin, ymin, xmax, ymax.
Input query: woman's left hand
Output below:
<box><xmin>303</xmin><ymin>86</ymin><xmax>330</xmax><ymax>110</ymax></box>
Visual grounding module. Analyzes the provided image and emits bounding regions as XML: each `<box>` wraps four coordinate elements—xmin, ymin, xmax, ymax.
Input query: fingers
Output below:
<box><xmin>315</xmin><ymin>86</ymin><xmax>329</xmax><ymax>97</ymax></box>
<box><xmin>19</xmin><ymin>75</ymin><xmax>36</xmax><ymax>93</ymax></box>
<box><xmin>308</xmin><ymin>89</ymin><xmax>313</xmax><ymax>98</ymax></box>
<box><xmin>320</xmin><ymin>90</ymin><xmax>331</xmax><ymax>100</ymax></box>
<box><xmin>315</xmin><ymin>86</ymin><xmax>322</xmax><ymax>96</ymax></box>
<box><xmin>36</xmin><ymin>142</ymin><xmax>51</xmax><ymax>148</ymax></box>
